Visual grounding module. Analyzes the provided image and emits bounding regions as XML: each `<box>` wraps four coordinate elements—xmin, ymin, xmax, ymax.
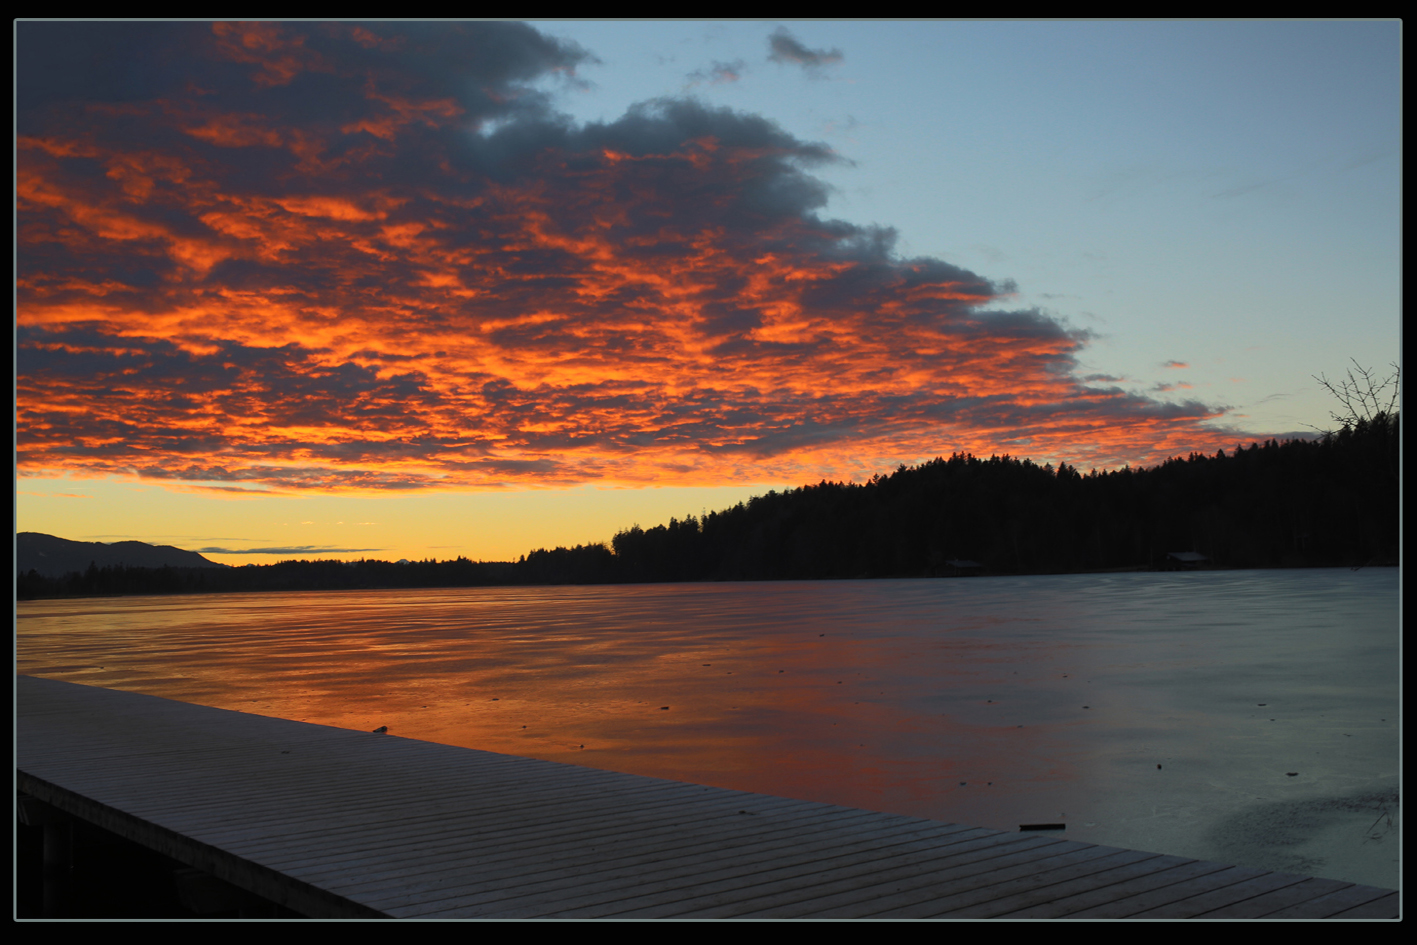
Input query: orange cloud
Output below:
<box><xmin>16</xmin><ymin>22</ymin><xmax>1251</xmax><ymax>493</ymax></box>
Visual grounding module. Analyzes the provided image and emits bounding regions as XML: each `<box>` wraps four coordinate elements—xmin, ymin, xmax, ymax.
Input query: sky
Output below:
<box><xmin>15</xmin><ymin>20</ymin><xmax>1401</xmax><ymax>565</ymax></box>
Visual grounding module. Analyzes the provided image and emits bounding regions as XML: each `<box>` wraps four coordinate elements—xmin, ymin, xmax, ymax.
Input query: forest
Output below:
<box><xmin>16</xmin><ymin>409</ymin><xmax>1398</xmax><ymax>600</ymax></box>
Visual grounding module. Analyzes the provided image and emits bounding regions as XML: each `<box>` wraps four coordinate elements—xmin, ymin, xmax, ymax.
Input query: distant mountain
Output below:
<box><xmin>16</xmin><ymin>532</ymin><xmax>228</xmax><ymax>578</ymax></box>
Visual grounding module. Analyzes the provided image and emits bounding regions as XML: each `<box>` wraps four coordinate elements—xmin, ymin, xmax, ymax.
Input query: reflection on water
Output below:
<box><xmin>17</xmin><ymin>569</ymin><xmax>1399</xmax><ymax>889</ymax></box>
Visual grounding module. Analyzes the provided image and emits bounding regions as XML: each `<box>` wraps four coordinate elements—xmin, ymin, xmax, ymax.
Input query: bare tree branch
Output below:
<box><xmin>1312</xmin><ymin>359</ymin><xmax>1400</xmax><ymax>432</ymax></box>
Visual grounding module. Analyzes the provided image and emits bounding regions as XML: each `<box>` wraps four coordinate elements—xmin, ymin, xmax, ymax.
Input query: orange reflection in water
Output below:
<box><xmin>17</xmin><ymin>582</ymin><xmax>1081</xmax><ymax>831</ymax></box>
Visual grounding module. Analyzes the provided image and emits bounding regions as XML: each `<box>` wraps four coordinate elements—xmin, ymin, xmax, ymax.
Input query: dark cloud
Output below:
<box><xmin>18</xmin><ymin>21</ymin><xmax>596</xmax><ymax>127</ymax></box>
<box><xmin>16</xmin><ymin>22</ymin><xmax>1245</xmax><ymax>492</ymax></box>
<box><xmin>767</xmin><ymin>28</ymin><xmax>844</xmax><ymax>72</ymax></box>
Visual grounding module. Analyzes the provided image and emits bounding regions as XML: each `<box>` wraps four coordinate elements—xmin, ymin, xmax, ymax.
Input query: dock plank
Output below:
<box><xmin>1000</xmin><ymin>858</ymin><xmax>1231</xmax><ymax>918</ymax></box>
<box><xmin>1265</xmin><ymin>884</ymin><xmax>1402</xmax><ymax>919</ymax></box>
<box><xmin>659</xmin><ymin>835</ymin><xmax>1079</xmax><ymax>918</ymax></box>
<box><xmin>403</xmin><ymin>823</ymin><xmax>1002</xmax><ymax>918</ymax></box>
<box><xmin>535</xmin><ymin>828</ymin><xmax>1051</xmax><ymax>919</ymax></box>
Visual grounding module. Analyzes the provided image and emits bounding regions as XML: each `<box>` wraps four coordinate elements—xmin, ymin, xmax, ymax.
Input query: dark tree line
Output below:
<box><xmin>16</xmin><ymin>556</ymin><xmax>514</xmax><ymax>600</ymax></box>
<box><xmin>17</xmin><ymin>413</ymin><xmax>1398</xmax><ymax>600</ymax></box>
<box><xmin>605</xmin><ymin>413</ymin><xmax>1397</xmax><ymax>582</ymax></box>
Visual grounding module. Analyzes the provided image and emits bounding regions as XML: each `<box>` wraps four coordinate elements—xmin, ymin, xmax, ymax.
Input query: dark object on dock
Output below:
<box><xmin>1020</xmin><ymin>823</ymin><xmax>1067</xmax><ymax>831</ymax></box>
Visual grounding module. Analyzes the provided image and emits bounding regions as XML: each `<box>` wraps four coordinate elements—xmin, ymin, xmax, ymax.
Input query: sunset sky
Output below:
<box><xmin>16</xmin><ymin>20</ymin><xmax>1400</xmax><ymax>565</ymax></box>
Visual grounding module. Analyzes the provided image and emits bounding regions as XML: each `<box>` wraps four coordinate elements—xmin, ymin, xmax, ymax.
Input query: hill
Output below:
<box><xmin>17</xmin><ymin>532</ymin><xmax>228</xmax><ymax>579</ymax></box>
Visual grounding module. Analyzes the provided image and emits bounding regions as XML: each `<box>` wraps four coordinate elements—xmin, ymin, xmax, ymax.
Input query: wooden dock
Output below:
<box><xmin>16</xmin><ymin>675</ymin><xmax>1400</xmax><ymax>919</ymax></box>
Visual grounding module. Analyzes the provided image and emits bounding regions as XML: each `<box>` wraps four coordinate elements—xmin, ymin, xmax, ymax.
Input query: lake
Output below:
<box><xmin>16</xmin><ymin>567</ymin><xmax>1400</xmax><ymax>890</ymax></box>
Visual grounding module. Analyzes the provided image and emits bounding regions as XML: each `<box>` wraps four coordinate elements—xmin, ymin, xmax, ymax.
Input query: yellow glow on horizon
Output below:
<box><xmin>16</xmin><ymin>476</ymin><xmax>796</xmax><ymax>566</ymax></box>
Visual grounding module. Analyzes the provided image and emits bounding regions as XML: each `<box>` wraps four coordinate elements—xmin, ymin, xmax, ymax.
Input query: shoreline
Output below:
<box><xmin>15</xmin><ymin>561</ymin><xmax>1400</xmax><ymax>603</ymax></box>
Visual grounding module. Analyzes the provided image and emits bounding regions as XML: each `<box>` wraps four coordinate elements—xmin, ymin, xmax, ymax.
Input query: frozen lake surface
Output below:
<box><xmin>17</xmin><ymin>567</ymin><xmax>1400</xmax><ymax>890</ymax></box>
